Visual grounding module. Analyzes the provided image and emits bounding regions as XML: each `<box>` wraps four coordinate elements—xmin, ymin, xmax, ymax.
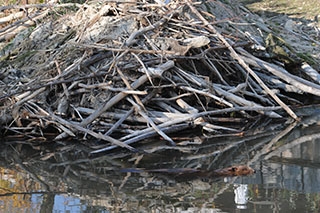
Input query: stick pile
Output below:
<box><xmin>0</xmin><ymin>0</ymin><xmax>319</xmax><ymax>153</ymax></box>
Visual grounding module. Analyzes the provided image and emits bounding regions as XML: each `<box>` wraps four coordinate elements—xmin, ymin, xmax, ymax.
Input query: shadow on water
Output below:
<box><xmin>1</xmin><ymin>108</ymin><xmax>320</xmax><ymax>212</ymax></box>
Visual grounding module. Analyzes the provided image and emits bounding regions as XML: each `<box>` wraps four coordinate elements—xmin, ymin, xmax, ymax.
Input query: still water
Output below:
<box><xmin>1</xmin><ymin>119</ymin><xmax>320</xmax><ymax>212</ymax></box>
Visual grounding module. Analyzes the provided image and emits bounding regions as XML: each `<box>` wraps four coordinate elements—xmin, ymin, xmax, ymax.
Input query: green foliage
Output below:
<box><xmin>297</xmin><ymin>52</ymin><xmax>318</xmax><ymax>66</ymax></box>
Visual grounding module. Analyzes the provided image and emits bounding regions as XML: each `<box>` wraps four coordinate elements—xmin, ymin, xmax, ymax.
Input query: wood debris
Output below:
<box><xmin>0</xmin><ymin>0</ymin><xmax>319</xmax><ymax>153</ymax></box>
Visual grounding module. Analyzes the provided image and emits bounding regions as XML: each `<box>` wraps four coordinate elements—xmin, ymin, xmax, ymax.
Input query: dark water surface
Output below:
<box><xmin>1</xmin><ymin>118</ymin><xmax>320</xmax><ymax>212</ymax></box>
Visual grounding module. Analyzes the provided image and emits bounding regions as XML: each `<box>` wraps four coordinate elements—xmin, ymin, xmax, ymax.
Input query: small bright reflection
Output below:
<box><xmin>53</xmin><ymin>195</ymin><xmax>87</xmax><ymax>212</ymax></box>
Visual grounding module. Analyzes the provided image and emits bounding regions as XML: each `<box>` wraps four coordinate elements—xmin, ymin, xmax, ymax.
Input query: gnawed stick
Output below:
<box><xmin>225</xmin><ymin>83</ymin><xmax>275</xmax><ymax>105</ymax></box>
<box><xmin>237</xmin><ymin>48</ymin><xmax>320</xmax><ymax>96</ymax></box>
<box><xmin>0</xmin><ymin>9</ymin><xmax>49</xmax><ymax>41</ymax></box>
<box><xmin>186</xmin><ymin>0</ymin><xmax>298</xmax><ymax>121</ymax></box>
<box><xmin>119</xmin><ymin>114</ymin><xmax>193</xmax><ymax>141</ymax></box>
<box><xmin>156</xmin><ymin>101</ymin><xmax>183</xmax><ymax>114</ymax></box>
<box><xmin>91</xmin><ymin>124</ymin><xmax>189</xmax><ymax>154</ymax></box>
<box><xmin>127</xmin><ymin>97</ymin><xmax>175</xmax><ymax>146</ymax></box>
<box><xmin>255</xmin><ymin>72</ymin><xmax>303</xmax><ymax>94</ymax></box>
<box><xmin>54</xmin><ymin>61</ymin><xmax>174</xmax><ymax>147</ymax></box>
<box><xmin>0</xmin><ymin>11</ymin><xmax>24</xmax><ymax>25</ymax></box>
<box><xmin>194</xmin><ymin>117</ymin><xmax>239</xmax><ymax>133</ymax></box>
<box><xmin>75</xmin><ymin>107</ymin><xmax>187</xmax><ymax>124</ymax></box>
<box><xmin>105</xmin><ymin>90</ymin><xmax>157</xmax><ymax>136</ymax></box>
<box><xmin>171</xmin><ymin>91</ymin><xmax>198</xmax><ymax>114</ymax></box>
<box><xmin>120</xmin><ymin>106</ymin><xmax>282</xmax><ymax>142</ymax></box>
<box><xmin>80</xmin><ymin>60</ymin><xmax>174</xmax><ymax>127</ymax></box>
<box><xmin>178</xmin><ymin>85</ymin><xmax>233</xmax><ymax>107</ymax></box>
<box><xmin>12</xmin><ymin>87</ymin><xmax>46</xmax><ymax>126</ymax></box>
<box><xmin>90</xmin><ymin>106</ymin><xmax>283</xmax><ymax>153</ymax></box>
<box><xmin>78</xmin><ymin>83</ymin><xmax>148</xmax><ymax>95</ymax></box>
<box><xmin>301</xmin><ymin>63</ymin><xmax>320</xmax><ymax>84</ymax></box>
<box><xmin>116</xmin><ymin>61</ymin><xmax>175</xmax><ymax>145</ymax></box>
<box><xmin>49</xmin><ymin>111</ymin><xmax>137</xmax><ymax>152</ymax></box>
<box><xmin>214</xmin><ymin>86</ymin><xmax>282</xmax><ymax>118</ymax></box>
<box><xmin>170</xmin><ymin>91</ymin><xmax>237</xmax><ymax>133</ymax></box>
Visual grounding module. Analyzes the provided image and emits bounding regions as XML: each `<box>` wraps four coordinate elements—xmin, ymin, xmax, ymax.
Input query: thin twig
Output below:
<box><xmin>186</xmin><ymin>0</ymin><xmax>298</xmax><ymax>121</ymax></box>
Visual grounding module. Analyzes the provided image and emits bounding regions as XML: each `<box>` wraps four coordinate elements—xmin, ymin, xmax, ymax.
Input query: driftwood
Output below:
<box><xmin>0</xmin><ymin>0</ymin><xmax>320</xmax><ymax>153</ymax></box>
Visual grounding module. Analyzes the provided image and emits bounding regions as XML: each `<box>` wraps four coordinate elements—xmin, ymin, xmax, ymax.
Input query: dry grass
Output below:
<box><xmin>0</xmin><ymin>0</ymin><xmax>44</xmax><ymax>5</ymax></box>
<box><xmin>0</xmin><ymin>0</ymin><xmax>85</xmax><ymax>5</ymax></box>
<box><xmin>240</xmin><ymin>0</ymin><xmax>320</xmax><ymax>20</ymax></box>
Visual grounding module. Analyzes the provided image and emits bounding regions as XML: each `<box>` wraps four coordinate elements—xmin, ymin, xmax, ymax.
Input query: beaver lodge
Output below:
<box><xmin>0</xmin><ymin>0</ymin><xmax>320</xmax><ymax>154</ymax></box>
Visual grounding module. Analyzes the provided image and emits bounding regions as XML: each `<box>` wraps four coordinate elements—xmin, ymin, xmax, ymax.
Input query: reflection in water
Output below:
<box><xmin>0</xmin><ymin>165</ymin><xmax>319</xmax><ymax>212</ymax></box>
<box><xmin>1</xmin><ymin>118</ymin><xmax>320</xmax><ymax>212</ymax></box>
<box><xmin>234</xmin><ymin>184</ymin><xmax>249</xmax><ymax>209</ymax></box>
<box><xmin>53</xmin><ymin>195</ymin><xmax>87</xmax><ymax>212</ymax></box>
